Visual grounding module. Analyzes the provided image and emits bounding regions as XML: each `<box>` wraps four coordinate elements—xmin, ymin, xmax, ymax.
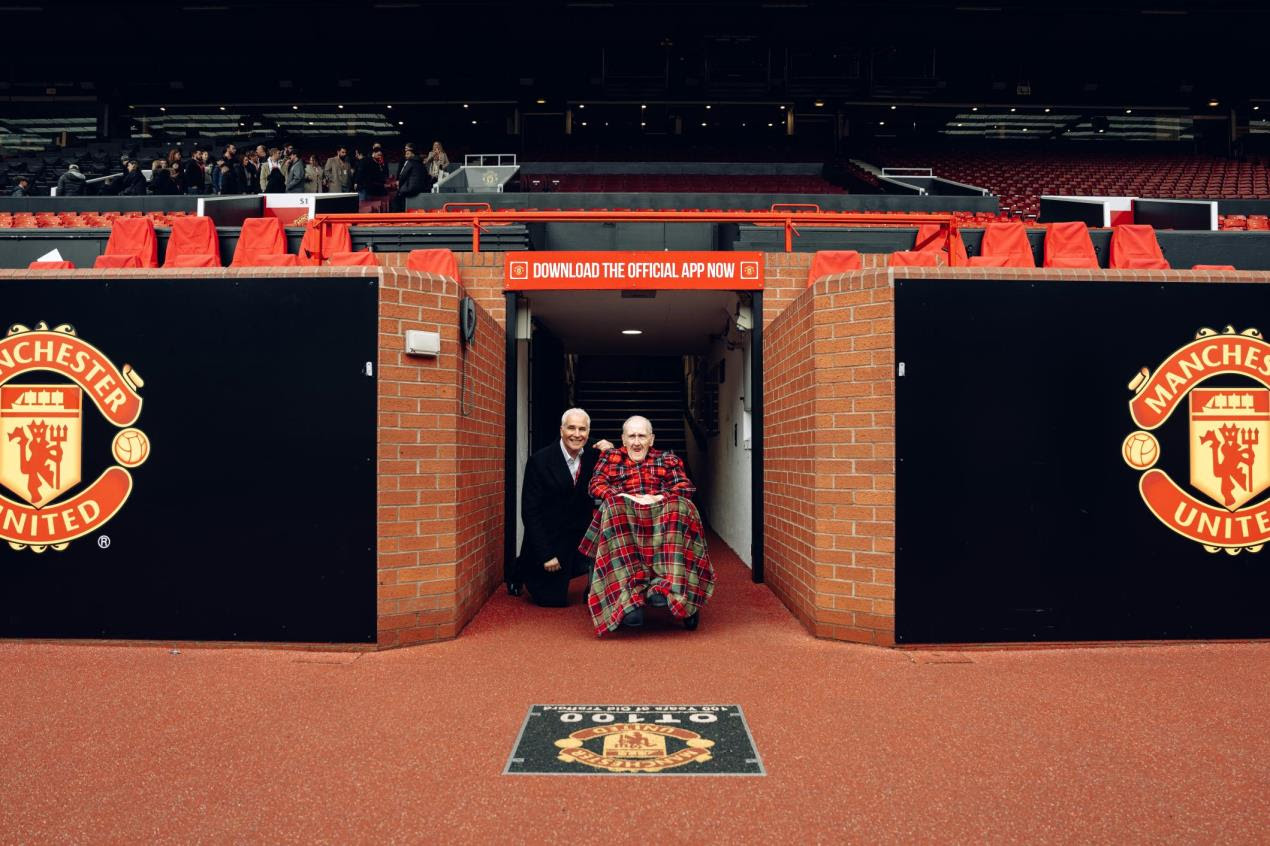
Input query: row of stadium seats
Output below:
<box><xmin>0</xmin><ymin>211</ymin><xmax>191</xmax><ymax>228</ymax></box>
<box><xmin>523</xmin><ymin>174</ymin><xmax>845</xmax><ymax>193</ymax></box>
<box><xmin>865</xmin><ymin>149</ymin><xmax>1270</xmax><ymax>216</ymax></box>
<box><xmin>1217</xmin><ymin>214</ymin><xmax>1270</xmax><ymax>231</ymax></box>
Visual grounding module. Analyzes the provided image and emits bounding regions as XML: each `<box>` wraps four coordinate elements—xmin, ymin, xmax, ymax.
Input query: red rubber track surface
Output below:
<box><xmin>1</xmin><ymin>535</ymin><xmax>1266</xmax><ymax>844</ymax></box>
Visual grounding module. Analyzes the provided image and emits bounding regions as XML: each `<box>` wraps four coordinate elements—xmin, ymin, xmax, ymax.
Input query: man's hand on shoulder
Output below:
<box><xmin>593</xmin><ymin>439</ymin><xmax>614</xmax><ymax>451</ymax></box>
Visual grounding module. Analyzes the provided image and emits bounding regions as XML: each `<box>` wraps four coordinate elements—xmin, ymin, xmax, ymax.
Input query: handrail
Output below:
<box><xmin>442</xmin><ymin>202</ymin><xmax>493</xmax><ymax>212</ymax></box>
<box><xmin>311</xmin><ymin>208</ymin><xmax>961</xmax><ymax>261</ymax></box>
<box><xmin>769</xmin><ymin>202</ymin><xmax>820</xmax><ymax>213</ymax></box>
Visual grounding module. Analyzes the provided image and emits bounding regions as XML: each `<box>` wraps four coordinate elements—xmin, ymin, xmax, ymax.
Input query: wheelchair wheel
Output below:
<box><xmin>684</xmin><ymin>612</ymin><xmax>699</xmax><ymax>631</ymax></box>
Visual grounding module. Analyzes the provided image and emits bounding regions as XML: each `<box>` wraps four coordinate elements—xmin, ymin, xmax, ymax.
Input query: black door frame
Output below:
<box><xmin>503</xmin><ymin>289</ymin><xmax>764</xmax><ymax>586</ymax></box>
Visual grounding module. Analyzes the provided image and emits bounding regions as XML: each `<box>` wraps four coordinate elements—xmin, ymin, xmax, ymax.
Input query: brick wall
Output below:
<box><xmin>764</xmin><ymin>268</ymin><xmax>897</xmax><ymax>646</ymax></box>
<box><xmin>375</xmin><ymin>267</ymin><xmax>504</xmax><ymax>647</ymax></box>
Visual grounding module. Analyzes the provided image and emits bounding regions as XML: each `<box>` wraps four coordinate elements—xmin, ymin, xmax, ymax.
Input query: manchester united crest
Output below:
<box><xmin>554</xmin><ymin>723</ymin><xmax>715</xmax><ymax>773</ymax></box>
<box><xmin>1125</xmin><ymin>326</ymin><xmax>1270</xmax><ymax>553</ymax></box>
<box><xmin>0</xmin><ymin>322</ymin><xmax>148</xmax><ymax>553</ymax></box>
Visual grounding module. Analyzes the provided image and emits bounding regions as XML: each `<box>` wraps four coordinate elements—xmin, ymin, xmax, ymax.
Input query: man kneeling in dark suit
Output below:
<box><xmin>516</xmin><ymin>408</ymin><xmax>613</xmax><ymax>606</ymax></box>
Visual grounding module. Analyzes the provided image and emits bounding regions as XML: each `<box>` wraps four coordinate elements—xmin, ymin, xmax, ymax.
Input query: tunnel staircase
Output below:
<box><xmin>573</xmin><ymin>356</ymin><xmax>687</xmax><ymax>455</ymax></box>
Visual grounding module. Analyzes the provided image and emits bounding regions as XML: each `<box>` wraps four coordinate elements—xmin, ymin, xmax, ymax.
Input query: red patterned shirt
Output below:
<box><xmin>587</xmin><ymin>447</ymin><xmax>695</xmax><ymax>503</ymax></box>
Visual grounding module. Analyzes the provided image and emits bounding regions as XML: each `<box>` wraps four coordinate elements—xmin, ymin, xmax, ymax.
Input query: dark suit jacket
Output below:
<box><xmin>517</xmin><ymin>441</ymin><xmax>601</xmax><ymax>606</ymax></box>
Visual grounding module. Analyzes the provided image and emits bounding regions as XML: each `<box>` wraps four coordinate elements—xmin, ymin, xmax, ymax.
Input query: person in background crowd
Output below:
<box><xmin>264</xmin><ymin>149</ymin><xmax>285</xmax><ymax>193</ymax></box>
<box><xmin>167</xmin><ymin>147</ymin><xmax>182</xmax><ymax>166</ymax></box>
<box><xmin>116</xmin><ymin>160</ymin><xmax>148</xmax><ymax>196</ymax></box>
<box><xmin>355</xmin><ymin>148</ymin><xmax>387</xmax><ymax>206</ymax></box>
<box><xmin>218</xmin><ymin>159</ymin><xmax>245</xmax><ymax>195</ymax></box>
<box><xmin>200</xmin><ymin>150</ymin><xmax>214</xmax><ymax>193</ymax></box>
<box><xmin>183</xmin><ymin>148</ymin><xmax>205</xmax><ymax>195</ymax></box>
<box><xmin>304</xmin><ymin>154</ymin><xmax>322</xmax><ymax>193</ymax></box>
<box><xmin>393</xmin><ymin>143</ymin><xmax>427</xmax><ymax>211</ymax></box>
<box><xmin>169</xmin><ymin>162</ymin><xmax>183</xmax><ymax>193</ymax></box>
<box><xmin>57</xmin><ymin>163</ymin><xmax>87</xmax><ymax>196</ymax></box>
<box><xmin>242</xmin><ymin>149</ymin><xmax>260</xmax><ymax>194</ymax></box>
<box><xmin>149</xmin><ymin>159</ymin><xmax>180</xmax><ymax>195</ymax></box>
<box><xmin>284</xmin><ymin>150</ymin><xmax>306</xmax><ymax>193</ymax></box>
<box><xmin>424</xmin><ymin>140</ymin><xmax>449</xmax><ymax>186</ymax></box>
<box><xmin>10</xmin><ymin>176</ymin><xmax>31</xmax><ymax>197</ymax></box>
<box><xmin>323</xmin><ymin>146</ymin><xmax>353</xmax><ymax>193</ymax></box>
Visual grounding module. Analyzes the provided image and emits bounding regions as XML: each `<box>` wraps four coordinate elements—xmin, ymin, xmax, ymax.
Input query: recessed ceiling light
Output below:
<box><xmin>640</xmin><ymin>104</ymin><xmax>646</xmax><ymax>109</ymax></box>
<box><xmin>1125</xmin><ymin>108</ymin><xmax>1133</xmax><ymax>114</ymax></box>
<box><xmin>580</xmin><ymin>121</ymin><xmax>587</xmax><ymax>126</ymax></box>
<box><xmin>621</xmin><ymin>329</ymin><xmax>642</xmax><ymax>335</ymax></box>
<box><xmin>706</xmin><ymin>104</ymin><xmax>712</xmax><ymax>110</ymax></box>
<box><xmin>1044</xmin><ymin>107</ymin><xmax>1051</xmax><ymax>112</ymax></box>
<box><xmin>338</xmin><ymin>104</ymin><xmax>344</xmax><ymax>109</ymax></box>
<box><xmin>640</xmin><ymin>121</ymin><xmax>646</xmax><ymax>126</ymax></box>
<box><xmin>1209</xmin><ymin>99</ymin><xmax>1220</xmax><ymax>107</ymax></box>
<box><xmin>463</xmin><ymin>103</ymin><xmax>469</xmax><ymax>108</ymax></box>
<box><xmin>219</xmin><ymin>106</ymin><xmax>225</xmax><ymax>111</ymax></box>
<box><xmin>387</xmin><ymin>104</ymin><xmax>392</xmax><ymax>109</ymax></box>
<box><xmin>972</xmin><ymin>106</ymin><xmax>978</xmax><ymax>111</ymax></box>
<box><xmin>292</xmin><ymin>105</ymin><xmax>298</xmax><ymax>110</ymax></box>
<box><xmin>471</xmin><ymin>120</ymin><xmax>477</xmax><ymax>125</ymax></box>
<box><xmin>813</xmin><ymin>100</ymin><xmax>824</xmax><ymax>107</ymax></box>
<box><xmin>890</xmin><ymin>105</ymin><xmax>897</xmax><ymax>110</ymax></box>
<box><xmin>399</xmin><ymin>121</ymin><xmax>404</xmax><ymax>125</ymax></box>
<box><xmin>578</xmin><ymin>103</ymin><xmax>585</xmax><ymax>109</ymax></box>
<box><xmin>879</xmin><ymin>121</ymin><xmax>885</xmax><ymax>126</ymax></box>
<box><xmin>1010</xmin><ymin>107</ymin><xmax>1016</xmax><ymax>112</ymax></box>
<box><xmin>535</xmin><ymin>98</ymin><xmax>546</xmax><ymax>104</ymax></box>
<box><xmin>779</xmin><ymin>105</ymin><xmax>786</xmax><ymax>110</ymax></box>
<box><xmin>741</xmin><ymin>122</ymin><xmax>747</xmax><ymax>127</ymax></box>
<box><xmin>701</xmin><ymin>121</ymin><xmax>707</xmax><ymax>126</ymax></box>
<box><xmin>767</xmin><ymin>122</ymin><xmax>774</xmax><ymax>127</ymax></box>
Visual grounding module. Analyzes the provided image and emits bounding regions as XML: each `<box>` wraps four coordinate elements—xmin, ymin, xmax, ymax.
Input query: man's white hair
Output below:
<box><xmin>622</xmin><ymin>415</ymin><xmax>654</xmax><ymax>435</ymax></box>
<box><xmin>561</xmin><ymin>408</ymin><xmax>591</xmax><ymax>427</ymax></box>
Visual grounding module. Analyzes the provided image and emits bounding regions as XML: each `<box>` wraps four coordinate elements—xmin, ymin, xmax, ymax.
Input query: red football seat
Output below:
<box><xmin>93</xmin><ymin>254</ymin><xmax>142</xmax><ymax>269</ymax></box>
<box><xmin>1043</xmin><ymin>221</ymin><xmax>1099</xmax><ymax>269</ymax></box>
<box><xmin>230</xmin><ymin>217</ymin><xmax>289</xmax><ymax>266</ymax></box>
<box><xmin>1109</xmin><ymin>225</ymin><xmax>1170</xmax><ymax>269</ymax></box>
<box><xmin>888</xmin><ymin>251</ymin><xmax>939</xmax><ymax>267</ymax></box>
<box><xmin>807</xmin><ymin>250</ymin><xmax>861</xmax><ymax>285</ymax></box>
<box><xmin>27</xmin><ymin>260</ymin><xmax>75</xmax><ymax>270</ymax></box>
<box><xmin>977</xmin><ymin>221</ymin><xmax>1036</xmax><ymax>267</ymax></box>
<box><xmin>405</xmin><ymin>249</ymin><xmax>460</xmax><ymax>278</ymax></box>
<box><xmin>103</xmin><ymin>216</ymin><xmax>159</xmax><ymax>268</ymax></box>
<box><xmin>299</xmin><ymin>220</ymin><xmax>352</xmax><ymax>263</ymax></box>
<box><xmin>163</xmin><ymin>216</ymin><xmax>221</xmax><ymax>267</ymax></box>
<box><xmin>329</xmin><ymin>250</ymin><xmax>378</xmax><ymax>267</ymax></box>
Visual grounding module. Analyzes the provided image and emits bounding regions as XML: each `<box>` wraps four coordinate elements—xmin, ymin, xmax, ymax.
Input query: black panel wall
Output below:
<box><xmin>0</xmin><ymin>276</ymin><xmax>378</xmax><ymax>642</ymax></box>
<box><xmin>895</xmin><ymin>278</ymin><xmax>1270</xmax><ymax>643</ymax></box>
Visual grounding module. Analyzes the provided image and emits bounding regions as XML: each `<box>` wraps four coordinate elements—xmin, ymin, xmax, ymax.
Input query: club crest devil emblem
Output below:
<box><xmin>1124</xmin><ymin>326</ymin><xmax>1270</xmax><ymax>553</ymax></box>
<box><xmin>0</xmin><ymin>322</ymin><xmax>149</xmax><ymax>553</ymax></box>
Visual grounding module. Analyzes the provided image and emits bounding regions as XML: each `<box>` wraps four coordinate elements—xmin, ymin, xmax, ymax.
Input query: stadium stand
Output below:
<box><xmin>100</xmin><ymin>216</ymin><xmax>159</xmax><ymax>268</ymax></box>
<box><xmin>1043</xmin><ymin>222</ymin><xmax>1100</xmax><ymax>269</ymax></box>
<box><xmin>162</xmin><ymin>216</ymin><xmax>221</xmax><ymax>267</ymax></box>
<box><xmin>230</xmin><ymin>217</ymin><xmax>290</xmax><ymax>267</ymax></box>
<box><xmin>972</xmin><ymin>221</ymin><xmax>1035</xmax><ymax>267</ymax></box>
<box><xmin>1109</xmin><ymin>224</ymin><xmax>1171</xmax><ymax>269</ymax></box>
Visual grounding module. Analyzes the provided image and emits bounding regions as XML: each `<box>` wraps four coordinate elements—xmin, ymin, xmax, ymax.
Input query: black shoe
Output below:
<box><xmin>506</xmin><ymin>581</ymin><xmax>522</xmax><ymax>597</ymax></box>
<box><xmin>621</xmin><ymin>607</ymin><xmax>644</xmax><ymax>627</ymax></box>
<box><xmin>684</xmin><ymin>613</ymin><xmax>699</xmax><ymax>631</ymax></box>
<box><xmin>647</xmin><ymin>591</ymin><xmax>668</xmax><ymax>608</ymax></box>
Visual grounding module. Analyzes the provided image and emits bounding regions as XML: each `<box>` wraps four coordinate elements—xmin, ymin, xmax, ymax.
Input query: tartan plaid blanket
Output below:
<box><xmin>579</xmin><ymin>495</ymin><xmax>714</xmax><ymax>636</ymax></box>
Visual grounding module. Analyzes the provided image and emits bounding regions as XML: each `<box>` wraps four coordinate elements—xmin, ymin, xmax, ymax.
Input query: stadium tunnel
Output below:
<box><xmin>504</xmin><ymin>287</ymin><xmax>764</xmax><ymax>582</ymax></box>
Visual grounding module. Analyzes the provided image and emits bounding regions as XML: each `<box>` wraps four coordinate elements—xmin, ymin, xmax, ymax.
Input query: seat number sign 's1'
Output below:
<box><xmin>505</xmin><ymin>705</ymin><xmax>764</xmax><ymax>776</ymax></box>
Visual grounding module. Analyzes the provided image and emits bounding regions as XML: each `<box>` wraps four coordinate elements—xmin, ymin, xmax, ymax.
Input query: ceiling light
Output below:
<box><xmin>640</xmin><ymin>104</ymin><xmax>647</xmax><ymax>109</ymax></box>
<box><xmin>292</xmin><ymin>105</ymin><xmax>298</xmax><ymax>110</ymax></box>
<box><xmin>701</xmin><ymin>122</ymin><xmax>707</xmax><ymax>126</ymax></box>
<box><xmin>621</xmin><ymin>329</ymin><xmax>642</xmax><ymax>335</ymax></box>
<box><xmin>640</xmin><ymin>121</ymin><xmax>646</xmax><ymax>126</ymax></box>
<box><xmin>779</xmin><ymin>105</ymin><xmax>786</xmax><ymax>110</ymax></box>
<box><xmin>741</xmin><ymin>122</ymin><xmax>747</xmax><ymax>127</ymax></box>
<box><xmin>398</xmin><ymin>121</ymin><xmax>404</xmax><ymax>125</ymax></box>
<box><xmin>580</xmin><ymin>121</ymin><xmax>587</xmax><ymax>126</ymax></box>
<box><xmin>338</xmin><ymin>104</ymin><xmax>344</xmax><ymax>109</ymax></box>
<box><xmin>706</xmin><ymin>104</ymin><xmax>712</xmax><ymax>110</ymax></box>
<box><xmin>471</xmin><ymin>120</ymin><xmax>477</xmax><ymax>125</ymax></box>
<box><xmin>1010</xmin><ymin>107</ymin><xmax>1016</xmax><ymax>112</ymax></box>
<box><xmin>767</xmin><ymin>122</ymin><xmax>774</xmax><ymax>127</ymax></box>
<box><xmin>463</xmin><ymin>103</ymin><xmax>469</xmax><ymax>108</ymax></box>
<box><xmin>159</xmin><ymin>106</ymin><xmax>166</xmax><ymax>111</ymax></box>
<box><xmin>1044</xmin><ymin>107</ymin><xmax>1051</xmax><ymax>112</ymax></box>
<box><xmin>219</xmin><ymin>106</ymin><xmax>225</xmax><ymax>111</ymax></box>
<box><xmin>1209</xmin><ymin>99</ymin><xmax>1219</xmax><ymax>107</ymax></box>
<box><xmin>1125</xmin><ymin>109</ymin><xmax>1133</xmax><ymax>114</ymax></box>
<box><xmin>387</xmin><ymin>104</ymin><xmax>393</xmax><ymax>109</ymax></box>
<box><xmin>813</xmin><ymin>100</ymin><xmax>824</xmax><ymax>108</ymax></box>
<box><xmin>878</xmin><ymin>121</ymin><xmax>885</xmax><ymax>126</ymax></box>
<box><xmin>578</xmin><ymin>103</ymin><xmax>585</xmax><ymax>109</ymax></box>
<box><xmin>890</xmin><ymin>105</ymin><xmax>897</xmax><ymax>110</ymax></box>
<box><xmin>972</xmin><ymin>106</ymin><xmax>978</xmax><ymax>111</ymax></box>
<box><xmin>535</xmin><ymin>98</ymin><xmax>546</xmax><ymax>104</ymax></box>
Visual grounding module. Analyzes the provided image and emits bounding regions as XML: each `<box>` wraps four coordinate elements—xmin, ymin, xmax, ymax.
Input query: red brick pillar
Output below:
<box><xmin>375</xmin><ymin>268</ymin><xmax>505</xmax><ymax>647</ymax></box>
<box><xmin>764</xmin><ymin>268</ymin><xmax>896</xmax><ymax>646</ymax></box>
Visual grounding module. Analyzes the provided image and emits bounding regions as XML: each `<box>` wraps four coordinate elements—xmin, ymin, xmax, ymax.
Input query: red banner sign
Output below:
<box><xmin>0</xmin><ymin>331</ymin><xmax>142</xmax><ymax>426</ymax></box>
<box><xmin>1140</xmin><ymin>468</ymin><xmax>1270</xmax><ymax>548</ymax></box>
<box><xmin>0</xmin><ymin>466</ymin><xmax>133</xmax><ymax>546</ymax></box>
<box><xmin>1129</xmin><ymin>333</ymin><xmax>1270</xmax><ymax>430</ymax></box>
<box><xmin>504</xmin><ymin>251</ymin><xmax>764</xmax><ymax>290</ymax></box>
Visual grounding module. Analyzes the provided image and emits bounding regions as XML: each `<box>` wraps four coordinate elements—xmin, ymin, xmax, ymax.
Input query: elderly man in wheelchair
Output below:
<box><xmin>579</xmin><ymin>415</ymin><xmax>714</xmax><ymax>635</ymax></box>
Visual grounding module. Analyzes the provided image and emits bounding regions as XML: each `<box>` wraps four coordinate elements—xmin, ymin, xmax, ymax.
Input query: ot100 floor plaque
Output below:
<box><xmin>505</xmin><ymin>705</ymin><xmax>764</xmax><ymax>776</ymax></box>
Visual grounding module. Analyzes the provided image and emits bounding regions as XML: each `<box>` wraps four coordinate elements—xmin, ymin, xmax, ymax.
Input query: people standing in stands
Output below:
<box><xmin>10</xmin><ymin>176</ymin><xmax>31</xmax><ymax>197</ymax></box>
<box><xmin>323</xmin><ymin>146</ymin><xmax>353</xmax><ymax>193</ymax></box>
<box><xmin>169</xmin><ymin>162</ymin><xmax>183</xmax><ymax>193</ymax></box>
<box><xmin>264</xmin><ymin>150</ymin><xmax>286</xmax><ymax>193</ymax></box>
<box><xmin>284</xmin><ymin>150</ymin><xmax>306</xmax><ymax>193</ymax></box>
<box><xmin>167</xmin><ymin>148</ymin><xmax>182</xmax><ymax>168</ymax></box>
<box><xmin>260</xmin><ymin>148</ymin><xmax>280</xmax><ymax>192</ymax></box>
<box><xmin>57</xmin><ymin>163</ymin><xmax>87</xmax><ymax>196</ymax></box>
<box><xmin>355</xmin><ymin>148</ymin><xmax>387</xmax><ymax>207</ymax></box>
<box><xmin>117</xmin><ymin>160</ymin><xmax>148</xmax><ymax>196</ymax></box>
<box><xmin>242</xmin><ymin>149</ymin><xmax>260</xmax><ymax>194</ymax></box>
<box><xmin>218</xmin><ymin>160</ymin><xmax>245</xmax><ymax>195</ymax></box>
<box><xmin>150</xmin><ymin>159</ymin><xmax>180</xmax><ymax>195</ymax></box>
<box><xmin>304</xmin><ymin>154</ymin><xmax>322</xmax><ymax>193</ymax></box>
<box><xmin>183</xmin><ymin>149</ymin><xmax>205</xmax><ymax>195</ymax></box>
<box><xmin>424</xmin><ymin>141</ymin><xmax>449</xmax><ymax>187</ymax></box>
<box><xmin>393</xmin><ymin>144</ymin><xmax>427</xmax><ymax>211</ymax></box>
<box><xmin>200</xmin><ymin>150</ymin><xmax>214</xmax><ymax>194</ymax></box>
